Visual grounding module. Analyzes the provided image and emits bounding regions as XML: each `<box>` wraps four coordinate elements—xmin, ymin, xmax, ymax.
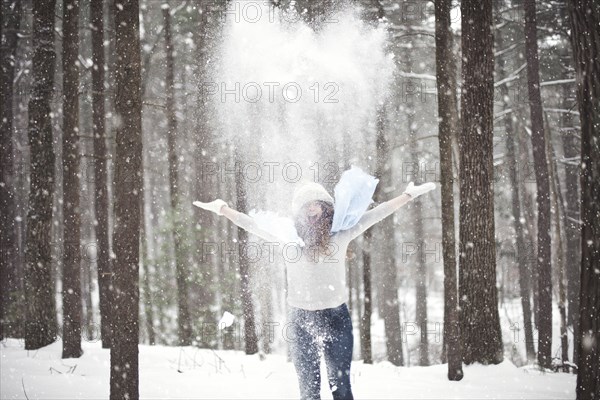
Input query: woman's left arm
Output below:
<box><xmin>339</xmin><ymin>182</ymin><xmax>436</xmax><ymax>242</ymax></box>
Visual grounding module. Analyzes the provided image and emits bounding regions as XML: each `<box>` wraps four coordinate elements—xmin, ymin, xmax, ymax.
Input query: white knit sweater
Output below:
<box><xmin>227</xmin><ymin>195</ymin><xmax>408</xmax><ymax>310</ymax></box>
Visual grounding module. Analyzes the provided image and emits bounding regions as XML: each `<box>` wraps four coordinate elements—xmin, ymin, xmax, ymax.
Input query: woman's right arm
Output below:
<box><xmin>193</xmin><ymin>200</ymin><xmax>283</xmax><ymax>243</ymax></box>
<box><xmin>220</xmin><ymin>206</ymin><xmax>283</xmax><ymax>243</ymax></box>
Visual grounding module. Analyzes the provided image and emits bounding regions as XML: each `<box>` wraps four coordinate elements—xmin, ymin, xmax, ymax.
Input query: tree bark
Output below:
<box><xmin>375</xmin><ymin>104</ymin><xmax>404</xmax><ymax>366</ymax></box>
<box><xmin>494</xmin><ymin>0</ymin><xmax>536</xmax><ymax>362</ymax></box>
<box><xmin>523</xmin><ymin>0</ymin><xmax>553</xmax><ymax>369</ymax></box>
<box><xmin>140</xmin><ymin>192</ymin><xmax>155</xmax><ymax>345</ymax></box>
<box><xmin>434</xmin><ymin>0</ymin><xmax>463</xmax><ymax>380</ymax></box>
<box><xmin>163</xmin><ymin>5</ymin><xmax>192</xmax><ymax>347</ymax></box>
<box><xmin>558</xmin><ymin>46</ymin><xmax>580</xmax><ymax>367</ymax></box>
<box><xmin>546</xmin><ymin>126</ymin><xmax>570</xmax><ymax>372</ymax></box>
<box><xmin>0</xmin><ymin>0</ymin><xmax>23</xmax><ymax>340</ymax></box>
<box><xmin>360</xmin><ymin>229</ymin><xmax>373</xmax><ymax>364</ymax></box>
<box><xmin>356</xmin><ymin>0</ymin><xmax>383</xmax><ymax>367</ymax></box>
<box><xmin>110</xmin><ymin>0</ymin><xmax>142</xmax><ymax>397</ymax></box>
<box><xmin>234</xmin><ymin>154</ymin><xmax>259</xmax><ymax>355</ymax></box>
<box><xmin>91</xmin><ymin>0</ymin><xmax>112</xmax><ymax>350</ymax></box>
<box><xmin>24</xmin><ymin>0</ymin><xmax>59</xmax><ymax>351</ymax></box>
<box><xmin>61</xmin><ymin>0</ymin><xmax>83</xmax><ymax>359</ymax></box>
<box><xmin>408</xmin><ymin>120</ymin><xmax>429</xmax><ymax>367</ymax></box>
<box><xmin>567</xmin><ymin>0</ymin><xmax>600</xmax><ymax>396</ymax></box>
<box><xmin>458</xmin><ymin>0</ymin><xmax>503</xmax><ymax>365</ymax></box>
<box><xmin>192</xmin><ymin>0</ymin><xmax>216</xmax><ymax>349</ymax></box>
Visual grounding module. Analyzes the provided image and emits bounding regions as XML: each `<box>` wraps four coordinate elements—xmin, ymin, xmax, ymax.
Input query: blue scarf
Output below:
<box><xmin>331</xmin><ymin>165</ymin><xmax>379</xmax><ymax>233</ymax></box>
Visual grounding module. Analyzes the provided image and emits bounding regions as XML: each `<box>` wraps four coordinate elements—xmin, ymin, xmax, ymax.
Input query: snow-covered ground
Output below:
<box><xmin>1</xmin><ymin>337</ymin><xmax>575</xmax><ymax>399</ymax></box>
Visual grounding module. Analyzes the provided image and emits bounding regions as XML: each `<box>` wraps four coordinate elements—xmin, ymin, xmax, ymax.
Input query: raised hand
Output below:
<box><xmin>192</xmin><ymin>199</ymin><xmax>228</xmax><ymax>216</ymax></box>
<box><xmin>402</xmin><ymin>181</ymin><xmax>436</xmax><ymax>199</ymax></box>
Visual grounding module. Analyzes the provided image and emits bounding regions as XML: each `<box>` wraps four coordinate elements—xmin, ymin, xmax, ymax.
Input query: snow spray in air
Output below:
<box><xmin>206</xmin><ymin>0</ymin><xmax>395</xmax><ymax>213</ymax></box>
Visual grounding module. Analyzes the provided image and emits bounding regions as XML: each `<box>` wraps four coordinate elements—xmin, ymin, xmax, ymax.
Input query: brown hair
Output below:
<box><xmin>294</xmin><ymin>200</ymin><xmax>335</xmax><ymax>259</ymax></box>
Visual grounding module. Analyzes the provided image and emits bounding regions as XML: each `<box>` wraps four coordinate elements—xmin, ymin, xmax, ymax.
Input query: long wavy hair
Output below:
<box><xmin>294</xmin><ymin>200</ymin><xmax>335</xmax><ymax>259</ymax></box>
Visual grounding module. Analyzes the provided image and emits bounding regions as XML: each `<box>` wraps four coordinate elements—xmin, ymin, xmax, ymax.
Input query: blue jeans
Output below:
<box><xmin>287</xmin><ymin>303</ymin><xmax>354</xmax><ymax>400</ymax></box>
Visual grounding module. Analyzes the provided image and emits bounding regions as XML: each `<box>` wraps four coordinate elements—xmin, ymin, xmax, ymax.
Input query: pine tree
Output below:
<box><xmin>458</xmin><ymin>0</ymin><xmax>503</xmax><ymax>365</ymax></box>
<box><xmin>0</xmin><ymin>0</ymin><xmax>23</xmax><ymax>340</ymax></box>
<box><xmin>91</xmin><ymin>0</ymin><xmax>112</xmax><ymax>350</ymax></box>
<box><xmin>523</xmin><ymin>0</ymin><xmax>553</xmax><ymax>369</ymax></box>
<box><xmin>24</xmin><ymin>0</ymin><xmax>59</xmax><ymax>351</ymax></box>
<box><xmin>434</xmin><ymin>0</ymin><xmax>463</xmax><ymax>380</ymax></box>
<box><xmin>567</xmin><ymin>0</ymin><xmax>600</xmax><ymax>396</ymax></box>
<box><xmin>61</xmin><ymin>0</ymin><xmax>83</xmax><ymax>359</ymax></box>
<box><xmin>163</xmin><ymin>4</ymin><xmax>192</xmax><ymax>346</ymax></box>
<box><xmin>110</xmin><ymin>0</ymin><xmax>142</xmax><ymax>397</ymax></box>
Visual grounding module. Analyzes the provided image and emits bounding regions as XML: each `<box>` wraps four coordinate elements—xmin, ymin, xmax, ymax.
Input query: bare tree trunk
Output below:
<box><xmin>61</xmin><ymin>0</ymin><xmax>83</xmax><ymax>359</ymax></box>
<box><xmin>140</xmin><ymin>191</ymin><xmax>155</xmax><ymax>345</ymax></box>
<box><xmin>458</xmin><ymin>0</ymin><xmax>503</xmax><ymax>365</ymax></box>
<box><xmin>494</xmin><ymin>2</ymin><xmax>536</xmax><ymax>362</ymax></box>
<box><xmin>191</xmin><ymin>6</ymin><xmax>216</xmax><ymax>348</ymax></box>
<box><xmin>355</xmin><ymin>0</ymin><xmax>383</xmax><ymax>367</ymax></box>
<box><xmin>375</xmin><ymin>104</ymin><xmax>403</xmax><ymax>366</ymax></box>
<box><xmin>516</xmin><ymin>115</ymin><xmax>539</xmax><ymax>329</ymax></box>
<box><xmin>91</xmin><ymin>0</ymin><xmax>112</xmax><ymax>350</ymax></box>
<box><xmin>0</xmin><ymin>0</ymin><xmax>23</xmax><ymax>340</ymax></box>
<box><xmin>558</xmin><ymin>55</ymin><xmax>580</xmax><ymax>367</ymax></box>
<box><xmin>409</xmin><ymin>127</ymin><xmax>428</xmax><ymax>367</ymax></box>
<box><xmin>140</xmin><ymin>137</ymin><xmax>156</xmax><ymax>345</ymax></box>
<box><xmin>234</xmin><ymin>154</ymin><xmax>259</xmax><ymax>355</ymax></box>
<box><xmin>110</xmin><ymin>0</ymin><xmax>142</xmax><ymax>397</ymax></box>
<box><xmin>24</xmin><ymin>0</ymin><xmax>59</xmax><ymax>351</ymax></box>
<box><xmin>82</xmin><ymin>252</ymin><xmax>94</xmax><ymax>342</ymax></box>
<box><xmin>434</xmin><ymin>0</ymin><xmax>463</xmax><ymax>380</ymax></box>
<box><xmin>508</xmin><ymin>123</ymin><xmax>536</xmax><ymax>361</ymax></box>
<box><xmin>567</xmin><ymin>0</ymin><xmax>600</xmax><ymax>396</ymax></box>
<box><xmin>360</xmin><ymin>228</ymin><xmax>373</xmax><ymax>364</ymax></box>
<box><xmin>523</xmin><ymin>0</ymin><xmax>553</xmax><ymax>369</ymax></box>
<box><xmin>546</xmin><ymin>125</ymin><xmax>570</xmax><ymax>372</ymax></box>
<box><xmin>162</xmin><ymin>5</ymin><xmax>192</xmax><ymax>347</ymax></box>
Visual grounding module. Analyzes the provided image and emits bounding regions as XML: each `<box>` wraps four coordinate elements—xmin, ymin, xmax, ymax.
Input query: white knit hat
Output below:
<box><xmin>291</xmin><ymin>181</ymin><xmax>334</xmax><ymax>216</ymax></box>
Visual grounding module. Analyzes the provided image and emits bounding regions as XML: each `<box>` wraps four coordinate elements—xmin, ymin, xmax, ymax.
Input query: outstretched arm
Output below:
<box><xmin>193</xmin><ymin>200</ymin><xmax>282</xmax><ymax>243</ymax></box>
<box><xmin>339</xmin><ymin>182</ymin><xmax>436</xmax><ymax>242</ymax></box>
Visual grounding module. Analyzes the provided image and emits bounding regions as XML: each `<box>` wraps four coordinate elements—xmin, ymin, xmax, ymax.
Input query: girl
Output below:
<box><xmin>194</xmin><ymin>167</ymin><xmax>435</xmax><ymax>399</ymax></box>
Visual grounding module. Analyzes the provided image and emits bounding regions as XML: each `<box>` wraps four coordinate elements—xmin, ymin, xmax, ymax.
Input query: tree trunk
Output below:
<box><xmin>82</xmin><ymin>249</ymin><xmax>94</xmax><ymax>342</ymax></box>
<box><xmin>375</xmin><ymin>104</ymin><xmax>403</xmax><ymax>366</ymax></box>
<box><xmin>191</xmin><ymin>6</ymin><xmax>216</xmax><ymax>348</ymax></box>
<box><xmin>24</xmin><ymin>0</ymin><xmax>59</xmax><ymax>351</ymax></box>
<box><xmin>523</xmin><ymin>0</ymin><xmax>553</xmax><ymax>369</ymax></box>
<box><xmin>234</xmin><ymin>156</ymin><xmax>259</xmax><ymax>355</ymax></box>
<box><xmin>140</xmin><ymin>191</ymin><xmax>155</xmax><ymax>345</ymax></box>
<box><xmin>163</xmin><ymin>5</ymin><xmax>192</xmax><ymax>347</ymax></box>
<box><xmin>61</xmin><ymin>0</ymin><xmax>83</xmax><ymax>359</ymax></box>
<box><xmin>360</xmin><ymin>229</ymin><xmax>373</xmax><ymax>364</ymax></box>
<box><xmin>559</xmin><ymin>54</ymin><xmax>580</xmax><ymax>367</ymax></box>
<box><xmin>508</xmin><ymin>121</ymin><xmax>536</xmax><ymax>362</ymax></box>
<box><xmin>434</xmin><ymin>0</ymin><xmax>463</xmax><ymax>380</ymax></box>
<box><xmin>567</xmin><ymin>0</ymin><xmax>600</xmax><ymax>396</ymax></box>
<box><xmin>0</xmin><ymin>0</ymin><xmax>23</xmax><ymax>340</ymax></box>
<box><xmin>546</xmin><ymin>127</ymin><xmax>570</xmax><ymax>372</ymax></box>
<box><xmin>91</xmin><ymin>0</ymin><xmax>112</xmax><ymax>350</ymax></box>
<box><xmin>110</xmin><ymin>0</ymin><xmax>142</xmax><ymax>397</ymax></box>
<box><xmin>355</xmin><ymin>0</ymin><xmax>383</xmax><ymax>367</ymax></box>
<box><xmin>458</xmin><ymin>0</ymin><xmax>503</xmax><ymax>365</ymax></box>
<box><xmin>516</xmin><ymin>115</ymin><xmax>539</xmax><ymax>329</ymax></box>
<box><xmin>408</xmin><ymin>124</ymin><xmax>428</xmax><ymax>367</ymax></box>
<box><xmin>494</xmin><ymin>1</ymin><xmax>536</xmax><ymax>362</ymax></box>
<box><xmin>140</xmin><ymin>142</ymin><xmax>155</xmax><ymax>345</ymax></box>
